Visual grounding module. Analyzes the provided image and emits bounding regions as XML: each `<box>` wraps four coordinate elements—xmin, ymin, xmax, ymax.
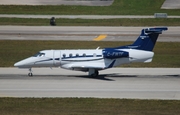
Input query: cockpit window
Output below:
<box><xmin>33</xmin><ymin>52</ymin><xmax>45</xmax><ymax>57</ymax></box>
<box><xmin>33</xmin><ymin>52</ymin><xmax>40</xmax><ymax>57</ymax></box>
<box><xmin>39</xmin><ymin>53</ymin><xmax>45</xmax><ymax>57</ymax></box>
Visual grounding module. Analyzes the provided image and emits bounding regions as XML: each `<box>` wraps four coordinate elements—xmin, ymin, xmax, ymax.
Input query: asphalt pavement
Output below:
<box><xmin>0</xmin><ymin>68</ymin><xmax>180</xmax><ymax>99</ymax></box>
<box><xmin>0</xmin><ymin>26</ymin><xmax>179</xmax><ymax>42</ymax></box>
<box><xmin>161</xmin><ymin>0</ymin><xmax>180</xmax><ymax>9</ymax></box>
<box><xmin>0</xmin><ymin>0</ymin><xmax>113</xmax><ymax>6</ymax></box>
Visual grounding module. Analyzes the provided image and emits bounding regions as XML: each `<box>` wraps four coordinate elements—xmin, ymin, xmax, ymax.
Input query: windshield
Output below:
<box><xmin>33</xmin><ymin>52</ymin><xmax>45</xmax><ymax>57</ymax></box>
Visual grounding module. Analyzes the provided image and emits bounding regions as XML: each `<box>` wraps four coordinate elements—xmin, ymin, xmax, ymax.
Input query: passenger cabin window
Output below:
<box><xmin>76</xmin><ymin>53</ymin><xmax>79</xmax><ymax>57</ymax></box>
<box><xmin>69</xmin><ymin>53</ymin><xmax>73</xmax><ymax>57</ymax></box>
<box><xmin>63</xmin><ymin>54</ymin><xmax>66</xmax><ymax>58</ymax></box>
<box><xmin>83</xmin><ymin>53</ymin><xmax>86</xmax><ymax>57</ymax></box>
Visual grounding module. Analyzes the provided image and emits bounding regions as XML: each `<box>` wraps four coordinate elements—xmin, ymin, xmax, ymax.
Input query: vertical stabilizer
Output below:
<box><xmin>131</xmin><ymin>27</ymin><xmax>168</xmax><ymax>51</ymax></box>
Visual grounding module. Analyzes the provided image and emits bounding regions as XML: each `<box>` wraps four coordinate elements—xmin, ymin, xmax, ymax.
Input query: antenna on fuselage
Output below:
<box><xmin>96</xmin><ymin>47</ymin><xmax>100</xmax><ymax>50</ymax></box>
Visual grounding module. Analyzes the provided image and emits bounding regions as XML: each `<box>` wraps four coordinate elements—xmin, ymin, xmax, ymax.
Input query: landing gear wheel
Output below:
<box><xmin>28</xmin><ymin>68</ymin><xmax>33</xmax><ymax>77</ymax></box>
<box><xmin>28</xmin><ymin>73</ymin><xmax>33</xmax><ymax>77</ymax></box>
<box><xmin>91</xmin><ymin>70</ymin><xmax>99</xmax><ymax>78</ymax></box>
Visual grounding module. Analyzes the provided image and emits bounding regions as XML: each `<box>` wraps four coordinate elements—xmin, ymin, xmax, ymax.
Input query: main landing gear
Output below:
<box><xmin>91</xmin><ymin>70</ymin><xmax>99</xmax><ymax>77</ymax></box>
<box><xmin>28</xmin><ymin>68</ymin><xmax>33</xmax><ymax>77</ymax></box>
<box><xmin>89</xmin><ymin>69</ymin><xmax>99</xmax><ymax>77</ymax></box>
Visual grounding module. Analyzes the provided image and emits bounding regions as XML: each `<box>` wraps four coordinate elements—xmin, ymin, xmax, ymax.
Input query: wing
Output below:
<box><xmin>61</xmin><ymin>62</ymin><xmax>105</xmax><ymax>72</ymax></box>
<box><xmin>71</xmin><ymin>64</ymin><xmax>105</xmax><ymax>72</ymax></box>
<box><xmin>61</xmin><ymin>60</ymin><xmax>116</xmax><ymax>72</ymax></box>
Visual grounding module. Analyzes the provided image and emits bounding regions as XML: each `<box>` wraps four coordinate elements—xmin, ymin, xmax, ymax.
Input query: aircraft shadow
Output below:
<box><xmin>72</xmin><ymin>74</ymin><xmax>115</xmax><ymax>81</ymax></box>
<box><xmin>108</xmin><ymin>73</ymin><xmax>137</xmax><ymax>78</ymax></box>
<box><xmin>165</xmin><ymin>75</ymin><xmax>180</xmax><ymax>77</ymax></box>
<box><xmin>72</xmin><ymin>73</ymin><xmax>137</xmax><ymax>81</ymax></box>
<box><xmin>16</xmin><ymin>73</ymin><xmax>137</xmax><ymax>81</ymax></box>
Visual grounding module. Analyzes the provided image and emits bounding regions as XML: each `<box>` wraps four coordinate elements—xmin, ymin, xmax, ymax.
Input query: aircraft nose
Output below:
<box><xmin>14</xmin><ymin>62</ymin><xmax>22</xmax><ymax>67</ymax></box>
<box><xmin>14</xmin><ymin>57</ymin><xmax>34</xmax><ymax>68</ymax></box>
<box><xmin>14</xmin><ymin>61</ymin><xmax>24</xmax><ymax>67</ymax></box>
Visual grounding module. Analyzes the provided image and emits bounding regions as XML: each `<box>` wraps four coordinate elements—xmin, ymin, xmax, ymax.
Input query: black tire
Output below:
<box><xmin>28</xmin><ymin>73</ymin><xmax>33</xmax><ymax>77</ymax></box>
<box><xmin>91</xmin><ymin>70</ymin><xmax>99</xmax><ymax>77</ymax></box>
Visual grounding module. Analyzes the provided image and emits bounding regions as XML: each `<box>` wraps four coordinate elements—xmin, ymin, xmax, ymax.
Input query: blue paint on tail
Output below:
<box><xmin>117</xmin><ymin>27</ymin><xmax>168</xmax><ymax>51</ymax></box>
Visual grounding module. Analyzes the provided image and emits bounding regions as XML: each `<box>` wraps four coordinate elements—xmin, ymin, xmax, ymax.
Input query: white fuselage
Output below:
<box><xmin>14</xmin><ymin>48</ymin><xmax>154</xmax><ymax>72</ymax></box>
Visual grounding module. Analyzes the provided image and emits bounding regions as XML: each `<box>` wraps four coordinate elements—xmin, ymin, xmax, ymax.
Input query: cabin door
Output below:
<box><xmin>53</xmin><ymin>50</ymin><xmax>61</xmax><ymax>67</ymax></box>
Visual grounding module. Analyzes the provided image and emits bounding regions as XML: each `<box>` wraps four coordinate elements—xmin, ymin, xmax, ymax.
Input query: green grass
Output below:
<box><xmin>0</xmin><ymin>40</ymin><xmax>180</xmax><ymax>67</ymax></box>
<box><xmin>1</xmin><ymin>0</ymin><xmax>180</xmax><ymax>26</ymax></box>
<box><xmin>0</xmin><ymin>0</ymin><xmax>180</xmax><ymax>15</ymax></box>
<box><xmin>1</xmin><ymin>18</ymin><xmax>180</xmax><ymax>26</ymax></box>
<box><xmin>0</xmin><ymin>98</ymin><xmax>180</xmax><ymax>115</ymax></box>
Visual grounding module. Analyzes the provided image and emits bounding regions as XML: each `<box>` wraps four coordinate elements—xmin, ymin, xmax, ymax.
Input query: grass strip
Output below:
<box><xmin>0</xmin><ymin>98</ymin><xmax>180</xmax><ymax>115</ymax></box>
<box><xmin>0</xmin><ymin>40</ymin><xmax>180</xmax><ymax>67</ymax></box>
<box><xmin>1</xmin><ymin>18</ymin><xmax>180</xmax><ymax>26</ymax></box>
<box><xmin>0</xmin><ymin>0</ymin><xmax>180</xmax><ymax>15</ymax></box>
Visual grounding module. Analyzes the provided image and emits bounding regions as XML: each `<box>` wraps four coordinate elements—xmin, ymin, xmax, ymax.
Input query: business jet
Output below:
<box><xmin>14</xmin><ymin>27</ymin><xmax>167</xmax><ymax>77</ymax></box>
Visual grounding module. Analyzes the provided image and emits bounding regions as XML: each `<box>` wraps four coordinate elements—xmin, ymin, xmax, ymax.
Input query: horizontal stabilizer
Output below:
<box><xmin>145</xmin><ymin>27</ymin><xmax>168</xmax><ymax>34</ymax></box>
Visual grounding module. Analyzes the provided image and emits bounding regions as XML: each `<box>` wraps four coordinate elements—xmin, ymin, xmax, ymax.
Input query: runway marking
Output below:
<box><xmin>93</xmin><ymin>34</ymin><xmax>107</xmax><ymax>41</ymax></box>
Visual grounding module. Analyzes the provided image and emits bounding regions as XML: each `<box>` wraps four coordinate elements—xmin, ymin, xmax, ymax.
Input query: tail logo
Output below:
<box><xmin>140</xmin><ymin>36</ymin><xmax>148</xmax><ymax>39</ymax></box>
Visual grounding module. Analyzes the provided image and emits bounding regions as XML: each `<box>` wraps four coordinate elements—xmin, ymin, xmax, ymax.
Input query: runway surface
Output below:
<box><xmin>0</xmin><ymin>0</ymin><xmax>113</xmax><ymax>6</ymax></box>
<box><xmin>0</xmin><ymin>68</ymin><xmax>180</xmax><ymax>99</ymax></box>
<box><xmin>161</xmin><ymin>0</ymin><xmax>180</xmax><ymax>9</ymax></box>
<box><xmin>1</xmin><ymin>0</ymin><xmax>179</xmax><ymax>9</ymax></box>
<box><xmin>0</xmin><ymin>26</ymin><xmax>180</xmax><ymax>42</ymax></box>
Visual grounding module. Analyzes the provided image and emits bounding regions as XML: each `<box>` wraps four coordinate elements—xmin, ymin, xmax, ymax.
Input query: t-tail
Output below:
<box><xmin>129</xmin><ymin>27</ymin><xmax>168</xmax><ymax>51</ymax></box>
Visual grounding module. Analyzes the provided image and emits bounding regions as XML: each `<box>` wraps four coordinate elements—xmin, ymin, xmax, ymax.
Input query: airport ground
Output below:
<box><xmin>0</xmin><ymin>0</ymin><xmax>113</xmax><ymax>6</ymax></box>
<box><xmin>0</xmin><ymin>68</ymin><xmax>180</xmax><ymax>115</ymax></box>
<box><xmin>0</xmin><ymin>1</ymin><xmax>180</xmax><ymax>115</ymax></box>
<box><xmin>0</xmin><ymin>26</ymin><xmax>180</xmax><ymax>42</ymax></box>
<box><xmin>1</xmin><ymin>0</ymin><xmax>180</xmax><ymax>9</ymax></box>
<box><xmin>0</xmin><ymin>68</ymin><xmax>180</xmax><ymax>100</ymax></box>
<box><xmin>0</xmin><ymin>26</ymin><xmax>180</xmax><ymax>100</ymax></box>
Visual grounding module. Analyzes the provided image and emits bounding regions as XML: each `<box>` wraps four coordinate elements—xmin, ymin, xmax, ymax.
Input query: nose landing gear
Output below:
<box><xmin>28</xmin><ymin>68</ymin><xmax>33</xmax><ymax>77</ymax></box>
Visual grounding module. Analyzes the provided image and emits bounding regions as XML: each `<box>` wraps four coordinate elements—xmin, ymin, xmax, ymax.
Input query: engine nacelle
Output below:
<box><xmin>102</xmin><ymin>48</ymin><xmax>129</xmax><ymax>59</ymax></box>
